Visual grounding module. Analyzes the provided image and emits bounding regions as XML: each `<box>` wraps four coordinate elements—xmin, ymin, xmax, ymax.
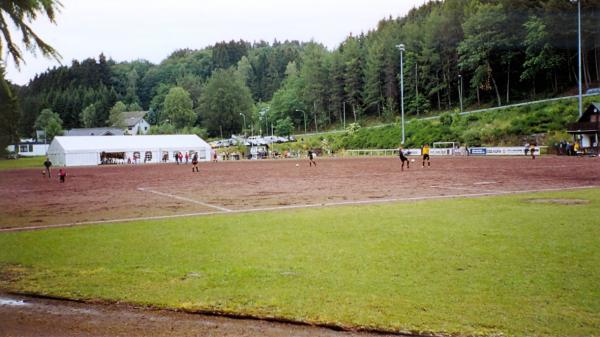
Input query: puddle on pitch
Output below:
<box><xmin>0</xmin><ymin>298</ymin><xmax>29</xmax><ymax>306</ymax></box>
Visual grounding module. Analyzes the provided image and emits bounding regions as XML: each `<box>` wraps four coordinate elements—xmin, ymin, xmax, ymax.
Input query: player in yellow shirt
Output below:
<box><xmin>422</xmin><ymin>143</ymin><xmax>431</xmax><ymax>167</ymax></box>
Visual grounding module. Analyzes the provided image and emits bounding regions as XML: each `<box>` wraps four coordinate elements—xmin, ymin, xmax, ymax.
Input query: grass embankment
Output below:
<box><xmin>278</xmin><ymin>95</ymin><xmax>599</xmax><ymax>152</ymax></box>
<box><xmin>1</xmin><ymin>189</ymin><xmax>599</xmax><ymax>336</ymax></box>
<box><xmin>0</xmin><ymin>156</ymin><xmax>45</xmax><ymax>171</ymax></box>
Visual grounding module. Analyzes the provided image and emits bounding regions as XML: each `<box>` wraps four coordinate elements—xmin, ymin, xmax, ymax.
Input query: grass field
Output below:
<box><xmin>1</xmin><ymin>188</ymin><xmax>599</xmax><ymax>336</ymax></box>
<box><xmin>0</xmin><ymin>156</ymin><xmax>45</xmax><ymax>171</ymax></box>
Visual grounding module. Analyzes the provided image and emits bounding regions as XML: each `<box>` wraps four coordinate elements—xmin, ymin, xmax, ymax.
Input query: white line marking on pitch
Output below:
<box><xmin>1</xmin><ymin>185</ymin><xmax>598</xmax><ymax>233</ymax></box>
<box><xmin>430</xmin><ymin>185</ymin><xmax>477</xmax><ymax>191</ymax></box>
<box><xmin>137</xmin><ymin>187</ymin><xmax>232</xmax><ymax>212</ymax></box>
<box><xmin>473</xmin><ymin>181</ymin><xmax>498</xmax><ymax>185</ymax></box>
<box><xmin>430</xmin><ymin>185</ymin><xmax>505</xmax><ymax>193</ymax></box>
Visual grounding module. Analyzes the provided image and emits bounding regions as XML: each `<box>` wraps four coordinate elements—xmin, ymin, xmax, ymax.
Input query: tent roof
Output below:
<box><xmin>50</xmin><ymin>135</ymin><xmax>210</xmax><ymax>153</ymax></box>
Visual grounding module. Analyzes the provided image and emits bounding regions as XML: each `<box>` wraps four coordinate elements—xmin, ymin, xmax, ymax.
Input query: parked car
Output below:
<box><xmin>586</xmin><ymin>88</ymin><xmax>600</xmax><ymax>95</ymax></box>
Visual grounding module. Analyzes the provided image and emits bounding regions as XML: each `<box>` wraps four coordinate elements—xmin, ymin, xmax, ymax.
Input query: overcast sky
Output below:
<box><xmin>5</xmin><ymin>0</ymin><xmax>426</xmax><ymax>85</ymax></box>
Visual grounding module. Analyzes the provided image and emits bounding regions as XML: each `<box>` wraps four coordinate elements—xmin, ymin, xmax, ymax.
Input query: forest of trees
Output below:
<box><xmin>7</xmin><ymin>0</ymin><xmax>600</xmax><ymax>140</ymax></box>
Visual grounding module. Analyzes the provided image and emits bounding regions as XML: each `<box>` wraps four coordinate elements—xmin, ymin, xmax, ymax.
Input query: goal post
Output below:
<box><xmin>432</xmin><ymin>141</ymin><xmax>462</xmax><ymax>156</ymax></box>
<box><xmin>432</xmin><ymin>142</ymin><xmax>458</xmax><ymax>149</ymax></box>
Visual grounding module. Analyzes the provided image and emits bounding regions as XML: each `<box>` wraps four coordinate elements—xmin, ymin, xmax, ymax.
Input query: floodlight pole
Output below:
<box><xmin>259</xmin><ymin>107</ymin><xmax>270</xmax><ymax>137</ymax></box>
<box><xmin>239</xmin><ymin>113</ymin><xmax>246</xmax><ymax>135</ymax></box>
<box><xmin>397</xmin><ymin>43</ymin><xmax>406</xmax><ymax>144</ymax></box>
<box><xmin>459</xmin><ymin>74</ymin><xmax>464</xmax><ymax>113</ymax></box>
<box><xmin>415</xmin><ymin>63</ymin><xmax>419</xmax><ymax>116</ymax></box>
<box><xmin>576</xmin><ymin>0</ymin><xmax>583</xmax><ymax>118</ymax></box>
<box><xmin>313</xmin><ymin>101</ymin><xmax>318</xmax><ymax>133</ymax></box>
<box><xmin>296</xmin><ymin>109</ymin><xmax>307</xmax><ymax>134</ymax></box>
<box><xmin>343</xmin><ymin>101</ymin><xmax>346</xmax><ymax>130</ymax></box>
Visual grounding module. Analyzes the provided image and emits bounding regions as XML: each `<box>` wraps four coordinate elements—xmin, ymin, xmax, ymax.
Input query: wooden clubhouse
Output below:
<box><xmin>567</xmin><ymin>102</ymin><xmax>600</xmax><ymax>154</ymax></box>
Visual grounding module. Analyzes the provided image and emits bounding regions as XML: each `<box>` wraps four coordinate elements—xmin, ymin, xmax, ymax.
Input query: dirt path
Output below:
<box><xmin>0</xmin><ymin>293</ymin><xmax>406</xmax><ymax>337</ymax></box>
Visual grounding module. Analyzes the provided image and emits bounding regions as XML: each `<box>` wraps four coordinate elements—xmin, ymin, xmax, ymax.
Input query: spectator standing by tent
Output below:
<box><xmin>185</xmin><ymin>152</ymin><xmax>189</xmax><ymax>164</ymax></box>
<box><xmin>43</xmin><ymin>158</ymin><xmax>52</xmax><ymax>178</ymax></box>
<box><xmin>530</xmin><ymin>143</ymin><xmax>536</xmax><ymax>160</ymax></box>
<box><xmin>178</xmin><ymin>152</ymin><xmax>183</xmax><ymax>163</ymax></box>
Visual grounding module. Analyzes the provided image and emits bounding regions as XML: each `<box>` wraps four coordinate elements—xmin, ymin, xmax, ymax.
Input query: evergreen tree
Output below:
<box><xmin>0</xmin><ymin>0</ymin><xmax>61</xmax><ymax>67</ymax></box>
<box><xmin>341</xmin><ymin>36</ymin><xmax>366</xmax><ymax>122</ymax></box>
<box><xmin>0</xmin><ymin>67</ymin><xmax>21</xmax><ymax>154</ymax></box>
<box><xmin>459</xmin><ymin>3</ymin><xmax>510</xmax><ymax>107</ymax></box>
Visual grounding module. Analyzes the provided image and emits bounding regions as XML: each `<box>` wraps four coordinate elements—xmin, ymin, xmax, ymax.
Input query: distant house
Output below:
<box><xmin>567</xmin><ymin>102</ymin><xmax>600</xmax><ymax>153</ymax></box>
<box><xmin>64</xmin><ymin>128</ymin><xmax>125</xmax><ymax>136</ymax></box>
<box><xmin>6</xmin><ymin>139</ymin><xmax>49</xmax><ymax>157</ymax></box>
<box><xmin>120</xmin><ymin>111</ymin><xmax>150</xmax><ymax>135</ymax></box>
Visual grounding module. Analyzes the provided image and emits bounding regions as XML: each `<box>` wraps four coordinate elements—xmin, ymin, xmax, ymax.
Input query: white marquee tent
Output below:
<box><xmin>47</xmin><ymin>135</ymin><xmax>212</xmax><ymax>166</ymax></box>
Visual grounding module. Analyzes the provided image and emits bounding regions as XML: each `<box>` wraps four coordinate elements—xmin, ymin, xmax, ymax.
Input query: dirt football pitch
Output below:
<box><xmin>1</xmin><ymin>155</ymin><xmax>600</xmax><ymax>336</ymax></box>
<box><xmin>1</xmin><ymin>155</ymin><xmax>600</xmax><ymax>231</ymax></box>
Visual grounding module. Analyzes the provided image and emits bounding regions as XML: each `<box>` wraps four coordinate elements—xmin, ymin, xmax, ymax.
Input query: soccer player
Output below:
<box><xmin>43</xmin><ymin>157</ymin><xmax>52</xmax><ymax>178</ymax></box>
<box><xmin>191</xmin><ymin>153</ymin><xmax>199</xmax><ymax>172</ymax></box>
<box><xmin>58</xmin><ymin>168</ymin><xmax>66</xmax><ymax>183</ymax></box>
<box><xmin>399</xmin><ymin>145</ymin><xmax>410</xmax><ymax>171</ymax></box>
<box><xmin>308</xmin><ymin>150</ymin><xmax>317</xmax><ymax>167</ymax></box>
<box><xmin>422</xmin><ymin>143</ymin><xmax>431</xmax><ymax>167</ymax></box>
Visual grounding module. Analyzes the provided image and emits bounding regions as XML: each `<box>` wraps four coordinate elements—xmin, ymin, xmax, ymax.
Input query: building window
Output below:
<box><xmin>19</xmin><ymin>145</ymin><xmax>30</xmax><ymax>153</ymax></box>
<box><xmin>128</xmin><ymin>127</ymin><xmax>133</xmax><ymax>130</ymax></box>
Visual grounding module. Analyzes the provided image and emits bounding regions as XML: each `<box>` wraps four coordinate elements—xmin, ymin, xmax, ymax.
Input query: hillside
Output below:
<box><xmin>274</xmin><ymin>94</ymin><xmax>600</xmax><ymax>152</ymax></box>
